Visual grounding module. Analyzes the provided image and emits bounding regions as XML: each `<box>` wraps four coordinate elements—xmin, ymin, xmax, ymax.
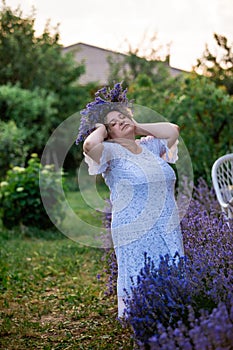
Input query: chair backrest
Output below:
<box><xmin>211</xmin><ymin>153</ymin><xmax>233</xmax><ymax>219</ymax></box>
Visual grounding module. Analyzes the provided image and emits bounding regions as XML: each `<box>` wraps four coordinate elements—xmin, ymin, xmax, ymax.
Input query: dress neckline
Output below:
<box><xmin>117</xmin><ymin>141</ymin><xmax>143</xmax><ymax>155</ymax></box>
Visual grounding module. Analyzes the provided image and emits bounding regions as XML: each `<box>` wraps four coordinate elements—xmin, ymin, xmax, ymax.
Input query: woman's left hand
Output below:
<box><xmin>132</xmin><ymin>118</ymin><xmax>142</xmax><ymax>136</ymax></box>
<box><xmin>132</xmin><ymin>118</ymin><xmax>145</xmax><ymax>136</ymax></box>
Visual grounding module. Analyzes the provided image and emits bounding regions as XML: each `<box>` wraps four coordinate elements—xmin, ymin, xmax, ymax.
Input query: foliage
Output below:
<box><xmin>123</xmin><ymin>55</ymin><xmax>170</xmax><ymax>86</ymax></box>
<box><xmin>194</xmin><ymin>33</ymin><xmax>233</xmax><ymax>95</ymax></box>
<box><xmin>143</xmin><ymin>299</ymin><xmax>233</xmax><ymax>350</ymax></box>
<box><xmin>126</xmin><ymin>74</ymin><xmax>233</xmax><ymax>184</ymax></box>
<box><xmin>0</xmin><ymin>2</ymin><xmax>91</xmax><ymax>170</ymax></box>
<box><xmin>123</xmin><ymin>254</ymin><xmax>191</xmax><ymax>336</ymax></box>
<box><xmin>0</xmin><ymin>120</ymin><xmax>28</xmax><ymax>177</ymax></box>
<box><xmin>0</xmin><ymin>84</ymin><xmax>57</xmax><ymax>153</ymax></box>
<box><xmin>107</xmin><ymin>32</ymin><xmax>171</xmax><ymax>87</ymax></box>
<box><xmin>123</xmin><ymin>253</ymin><xmax>232</xmax><ymax>347</ymax></box>
<box><xmin>0</xmin><ymin>154</ymin><xmax>66</xmax><ymax>229</ymax></box>
<box><xmin>165</xmin><ymin>75</ymin><xmax>233</xmax><ymax>183</ymax></box>
<box><xmin>128</xmin><ymin>73</ymin><xmax>182</xmax><ymax>114</ymax></box>
<box><xmin>0</xmin><ymin>82</ymin><xmax>98</xmax><ymax>170</ymax></box>
<box><xmin>0</xmin><ymin>2</ymin><xmax>84</xmax><ymax>93</ymax></box>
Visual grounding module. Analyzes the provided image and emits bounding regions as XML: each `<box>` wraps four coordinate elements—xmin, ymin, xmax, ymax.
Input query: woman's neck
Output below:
<box><xmin>108</xmin><ymin>137</ymin><xmax>141</xmax><ymax>154</ymax></box>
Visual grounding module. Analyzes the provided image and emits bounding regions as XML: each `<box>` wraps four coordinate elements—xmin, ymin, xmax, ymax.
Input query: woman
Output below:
<box><xmin>82</xmin><ymin>101</ymin><xmax>184</xmax><ymax>317</ymax></box>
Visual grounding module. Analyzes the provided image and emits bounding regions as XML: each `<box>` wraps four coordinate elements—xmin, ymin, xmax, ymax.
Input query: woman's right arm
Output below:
<box><xmin>83</xmin><ymin>124</ymin><xmax>108</xmax><ymax>163</ymax></box>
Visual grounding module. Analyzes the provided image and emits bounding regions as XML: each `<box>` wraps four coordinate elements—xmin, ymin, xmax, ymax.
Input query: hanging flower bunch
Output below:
<box><xmin>75</xmin><ymin>82</ymin><xmax>132</xmax><ymax>145</ymax></box>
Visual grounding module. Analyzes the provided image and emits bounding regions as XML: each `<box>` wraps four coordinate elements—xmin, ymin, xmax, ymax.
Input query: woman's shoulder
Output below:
<box><xmin>137</xmin><ymin>135</ymin><xmax>161</xmax><ymax>150</ymax></box>
<box><xmin>137</xmin><ymin>136</ymin><xmax>179</xmax><ymax>163</ymax></box>
<box><xmin>84</xmin><ymin>141</ymin><xmax>116</xmax><ymax>175</ymax></box>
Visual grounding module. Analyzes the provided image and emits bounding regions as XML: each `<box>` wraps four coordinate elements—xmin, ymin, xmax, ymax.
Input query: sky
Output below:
<box><xmin>3</xmin><ymin>0</ymin><xmax>233</xmax><ymax>71</ymax></box>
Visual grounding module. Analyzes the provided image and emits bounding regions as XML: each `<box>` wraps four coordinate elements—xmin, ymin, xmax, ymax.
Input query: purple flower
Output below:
<box><xmin>75</xmin><ymin>81</ymin><xmax>132</xmax><ymax>145</ymax></box>
<box><xmin>101</xmin><ymin>178</ymin><xmax>233</xmax><ymax>347</ymax></box>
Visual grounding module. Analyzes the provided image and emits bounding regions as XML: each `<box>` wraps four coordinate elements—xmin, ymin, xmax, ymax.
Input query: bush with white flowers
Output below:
<box><xmin>0</xmin><ymin>154</ymin><xmax>66</xmax><ymax>229</ymax></box>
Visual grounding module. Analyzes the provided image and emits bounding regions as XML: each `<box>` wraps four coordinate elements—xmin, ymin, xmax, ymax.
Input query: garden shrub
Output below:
<box><xmin>144</xmin><ymin>297</ymin><xmax>233</xmax><ymax>350</ymax></box>
<box><xmin>0</xmin><ymin>154</ymin><xmax>66</xmax><ymax>229</ymax></box>
<box><xmin>165</xmin><ymin>76</ymin><xmax>233</xmax><ymax>184</ymax></box>
<box><xmin>0</xmin><ymin>84</ymin><xmax>57</xmax><ymax>153</ymax></box>
<box><xmin>122</xmin><ymin>251</ymin><xmax>233</xmax><ymax>348</ymax></box>
<box><xmin>0</xmin><ymin>120</ymin><xmax>29</xmax><ymax>177</ymax></box>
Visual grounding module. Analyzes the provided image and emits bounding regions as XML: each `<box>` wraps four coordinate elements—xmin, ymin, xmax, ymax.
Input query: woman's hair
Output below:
<box><xmin>100</xmin><ymin>103</ymin><xmax>133</xmax><ymax>124</ymax></box>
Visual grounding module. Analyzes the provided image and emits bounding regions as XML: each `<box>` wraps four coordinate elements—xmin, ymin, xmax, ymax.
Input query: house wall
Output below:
<box><xmin>63</xmin><ymin>43</ymin><xmax>126</xmax><ymax>85</ymax></box>
<box><xmin>63</xmin><ymin>43</ymin><xmax>183</xmax><ymax>85</ymax></box>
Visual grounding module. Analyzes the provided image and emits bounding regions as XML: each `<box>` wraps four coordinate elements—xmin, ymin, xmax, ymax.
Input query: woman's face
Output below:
<box><xmin>105</xmin><ymin>110</ymin><xmax>135</xmax><ymax>139</ymax></box>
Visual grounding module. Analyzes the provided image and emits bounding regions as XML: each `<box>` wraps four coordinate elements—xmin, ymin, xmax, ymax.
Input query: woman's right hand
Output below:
<box><xmin>95</xmin><ymin>123</ymin><xmax>108</xmax><ymax>139</ymax></box>
<box><xmin>132</xmin><ymin>118</ymin><xmax>143</xmax><ymax>136</ymax></box>
<box><xmin>83</xmin><ymin>123</ymin><xmax>107</xmax><ymax>159</ymax></box>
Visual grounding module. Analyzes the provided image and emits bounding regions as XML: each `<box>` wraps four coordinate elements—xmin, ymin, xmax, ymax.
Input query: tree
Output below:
<box><xmin>126</xmin><ymin>74</ymin><xmax>232</xmax><ymax>184</ymax></box>
<box><xmin>0</xmin><ymin>2</ymin><xmax>86</xmax><ymax>118</ymax></box>
<box><xmin>0</xmin><ymin>120</ymin><xmax>28</xmax><ymax>177</ymax></box>
<box><xmin>0</xmin><ymin>2</ymin><xmax>98</xmax><ymax>170</ymax></box>
<box><xmin>107</xmin><ymin>32</ymin><xmax>172</xmax><ymax>87</ymax></box>
<box><xmin>165</xmin><ymin>75</ymin><xmax>233</xmax><ymax>183</ymax></box>
<box><xmin>194</xmin><ymin>33</ymin><xmax>233</xmax><ymax>95</ymax></box>
<box><xmin>0</xmin><ymin>84</ymin><xmax>57</xmax><ymax>151</ymax></box>
<box><xmin>0</xmin><ymin>2</ymin><xmax>84</xmax><ymax>90</ymax></box>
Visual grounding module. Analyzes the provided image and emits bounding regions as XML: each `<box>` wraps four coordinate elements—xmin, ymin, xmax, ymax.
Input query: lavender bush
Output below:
<box><xmin>100</xmin><ymin>178</ymin><xmax>233</xmax><ymax>349</ymax></box>
<box><xmin>122</xmin><ymin>251</ymin><xmax>232</xmax><ymax>348</ymax></box>
<box><xmin>145</xmin><ymin>297</ymin><xmax>233</xmax><ymax>350</ymax></box>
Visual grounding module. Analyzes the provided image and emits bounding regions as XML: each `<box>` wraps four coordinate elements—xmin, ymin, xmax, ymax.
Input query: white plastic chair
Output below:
<box><xmin>211</xmin><ymin>153</ymin><xmax>233</xmax><ymax>220</ymax></box>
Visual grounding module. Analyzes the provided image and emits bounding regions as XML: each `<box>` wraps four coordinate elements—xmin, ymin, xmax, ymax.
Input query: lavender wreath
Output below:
<box><xmin>75</xmin><ymin>82</ymin><xmax>133</xmax><ymax>145</ymax></box>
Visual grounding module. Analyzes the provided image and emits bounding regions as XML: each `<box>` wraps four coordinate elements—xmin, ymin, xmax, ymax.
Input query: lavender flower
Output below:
<box><xmin>146</xmin><ymin>299</ymin><xmax>233</xmax><ymax>350</ymax></box>
<box><xmin>106</xmin><ymin>178</ymin><xmax>233</xmax><ymax>348</ymax></box>
<box><xmin>75</xmin><ymin>81</ymin><xmax>132</xmax><ymax>145</ymax></box>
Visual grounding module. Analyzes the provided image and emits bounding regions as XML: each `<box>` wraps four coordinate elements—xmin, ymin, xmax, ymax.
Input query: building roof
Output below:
<box><xmin>63</xmin><ymin>42</ymin><xmax>126</xmax><ymax>57</ymax></box>
<box><xmin>63</xmin><ymin>42</ymin><xmax>184</xmax><ymax>84</ymax></box>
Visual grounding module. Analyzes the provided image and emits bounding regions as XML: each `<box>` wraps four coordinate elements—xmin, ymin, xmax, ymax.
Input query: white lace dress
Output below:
<box><xmin>84</xmin><ymin>136</ymin><xmax>184</xmax><ymax>316</ymax></box>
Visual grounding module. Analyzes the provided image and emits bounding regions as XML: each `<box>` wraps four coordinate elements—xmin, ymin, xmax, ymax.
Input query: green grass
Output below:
<box><xmin>62</xmin><ymin>186</ymin><xmax>111</xmax><ymax>247</ymax></box>
<box><xmin>0</xmin><ymin>190</ymin><xmax>134</xmax><ymax>349</ymax></box>
<box><xmin>66</xmin><ymin>188</ymin><xmax>108</xmax><ymax>227</ymax></box>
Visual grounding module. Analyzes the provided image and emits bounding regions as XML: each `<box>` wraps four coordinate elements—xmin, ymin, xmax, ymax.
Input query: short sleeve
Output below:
<box><xmin>139</xmin><ymin>136</ymin><xmax>179</xmax><ymax>164</ymax></box>
<box><xmin>161</xmin><ymin>139</ymin><xmax>179</xmax><ymax>164</ymax></box>
<box><xmin>83</xmin><ymin>142</ymin><xmax>112</xmax><ymax>175</ymax></box>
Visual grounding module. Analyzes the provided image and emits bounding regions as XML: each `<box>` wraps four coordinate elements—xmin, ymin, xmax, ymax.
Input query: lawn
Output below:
<box><xmin>1</xmin><ymin>181</ymin><xmax>232</xmax><ymax>349</ymax></box>
<box><xmin>0</xmin><ymin>189</ymin><xmax>134</xmax><ymax>349</ymax></box>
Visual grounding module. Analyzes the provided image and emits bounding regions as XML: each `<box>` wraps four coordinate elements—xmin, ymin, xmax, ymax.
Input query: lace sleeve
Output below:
<box><xmin>160</xmin><ymin>139</ymin><xmax>179</xmax><ymax>164</ymax></box>
<box><xmin>139</xmin><ymin>136</ymin><xmax>179</xmax><ymax>164</ymax></box>
<box><xmin>83</xmin><ymin>142</ymin><xmax>112</xmax><ymax>175</ymax></box>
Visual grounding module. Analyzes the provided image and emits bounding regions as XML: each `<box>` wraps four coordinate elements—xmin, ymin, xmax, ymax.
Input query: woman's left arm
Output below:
<box><xmin>134</xmin><ymin>121</ymin><xmax>179</xmax><ymax>148</ymax></box>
